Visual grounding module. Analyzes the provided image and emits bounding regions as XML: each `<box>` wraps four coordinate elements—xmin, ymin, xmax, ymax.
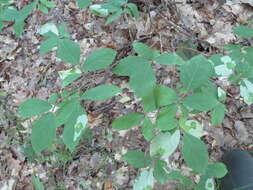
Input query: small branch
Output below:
<box><xmin>155</xmin><ymin>10</ymin><xmax>195</xmax><ymax>39</ymax></box>
<box><xmin>176</xmin><ymin>46</ymin><xmax>212</xmax><ymax>57</ymax></box>
<box><xmin>0</xmin><ymin>61</ymin><xmax>11</xmax><ymax>77</ymax></box>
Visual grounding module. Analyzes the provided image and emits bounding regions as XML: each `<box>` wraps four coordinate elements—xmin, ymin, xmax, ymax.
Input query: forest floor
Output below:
<box><xmin>1</xmin><ymin>0</ymin><xmax>253</xmax><ymax>189</ymax></box>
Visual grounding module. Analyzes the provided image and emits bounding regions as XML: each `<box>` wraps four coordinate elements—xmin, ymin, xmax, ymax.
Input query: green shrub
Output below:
<box><xmin>78</xmin><ymin>0</ymin><xmax>139</xmax><ymax>25</ymax></box>
<box><xmin>0</xmin><ymin>0</ymin><xmax>56</xmax><ymax>36</ymax></box>
<box><xmin>17</xmin><ymin>4</ymin><xmax>253</xmax><ymax>188</ymax></box>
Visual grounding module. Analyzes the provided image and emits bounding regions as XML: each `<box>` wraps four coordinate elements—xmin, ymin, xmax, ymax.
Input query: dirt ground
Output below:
<box><xmin>1</xmin><ymin>0</ymin><xmax>253</xmax><ymax>189</ymax></box>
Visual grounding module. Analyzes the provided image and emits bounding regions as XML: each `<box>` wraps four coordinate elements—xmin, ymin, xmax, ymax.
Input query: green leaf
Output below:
<box><xmin>38</xmin><ymin>3</ymin><xmax>49</xmax><ymax>14</ymax></box>
<box><xmin>57</xmin><ymin>39</ymin><xmax>80</xmax><ymax>65</ymax></box>
<box><xmin>211</xmin><ymin>104</ymin><xmax>225</xmax><ymax>126</ymax></box>
<box><xmin>49</xmin><ymin>93</ymin><xmax>58</xmax><ymax>104</ymax></box>
<box><xmin>176</xmin><ymin>39</ymin><xmax>198</xmax><ymax>60</ymax></box>
<box><xmin>182</xmin><ymin>133</ymin><xmax>209</xmax><ymax>173</ymax></box>
<box><xmin>39</xmin><ymin>37</ymin><xmax>58</xmax><ymax>54</ymax></box>
<box><xmin>81</xmin><ymin>85</ymin><xmax>121</xmax><ymax>101</ymax></box>
<box><xmin>31</xmin><ymin>113</ymin><xmax>56</xmax><ymax>153</ymax></box>
<box><xmin>89</xmin><ymin>4</ymin><xmax>109</xmax><ymax>17</ymax></box>
<box><xmin>156</xmin><ymin>105</ymin><xmax>178</xmax><ymax>131</ymax></box>
<box><xmin>107</xmin><ymin>0</ymin><xmax>126</xmax><ymax>7</ymax></box>
<box><xmin>129</xmin><ymin>66</ymin><xmax>156</xmax><ymax>98</ymax></box>
<box><xmin>40</xmin><ymin>0</ymin><xmax>56</xmax><ymax>8</ymax></box>
<box><xmin>123</xmin><ymin>150</ymin><xmax>152</xmax><ymax>168</ymax></box>
<box><xmin>229</xmin><ymin>74</ymin><xmax>241</xmax><ymax>84</ymax></box>
<box><xmin>126</xmin><ymin>3</ymin><xmax>139</xmax><ymax>18</ymax></box>
<box><xmin>13</xmin><ymin>20</ymin><xmax>24</xmax><ymax>37</ymax></box>
<box><xmin>62</xmin><ymin>73</ymin><xmax>81</xmax><ymax>87</ymax></box>
<box><xmin>133</xmin><ymin>169</ymin><xmax>154</xmax><ymax>190</ymax></box>
<box><xmin>32</xmin><ymin>176</ymin><xmax>44</xmax><ymax>190</ymax></box>
<box><xmin>243</xmin><ymin>46</ymin><xmax>253</xmax><ymax>64</ymax></box>
<box><xmin>141</xmin><ymin>118</ymin><xmax>154</xmax><ymax>141</ymax></box>
<box><xmin>224</xmin><ymin>44</ymin><xmax>243</xmax><ymax>52</ymax></box>
<box><xmin>240</xmin><ymin>79</ymin><xmax>253</xmax><ymax>105</ymax></box>
<box><xmin>0</xmin><ymin>22</ymin><xmax>4</xmax><ymax>32</ymax></box>
<box><xmin>55</xmin><ymin>99</ymin><xmax>79</xmax><ymax>127</ymax></box>
<box><xmin>154</xmin><ymin>85</ymin><xmax>178</xmax><ymax>107</ymax></box>
<box><xmin>156</xmin><ymin>114</ymin><xmax>177</xmax><ymax>132</ymax></box>
<box><xmin>167</xmin><ymin>171</ymin><xmax>193</xmax><ymax>187</ymax></box>
<box><xmin>0</xmin><ymin>7</ymin><xmax>19</xmax><ymax>21</ymax></box>
<box><xmin>115</xmin><ymin>61</ymin><xmax>155</xmax><ymax>98</ymax></box>
<box><xmin>141</xmin><ymin>91</ymin><xmax>157</xmax><ymax>113</ymax></box>
<box><xmin>217</xmin><ymin>87</ymin><xmax>226</xmax><ymax>102</ymax></box>
<box><xmin>124</xmin><ymin>8</ymin><xmax>132</xmax><ymax>17</ymax></box>
<box><xmin>19</xmin><ymin>98</ymin><xmax>52</xmax><ymax>118</ymax></box>
<box><xmin>130</xmin><ymin>70</ymin><xmax>156</xmax><ymax>98</ymax></box>
<box><xmin>183</xmin><ymin>93</ymin><xmax>219</xmax><ymax>112</ymax></box>
<box><xmin>77</xmin><ymin>0</ymin><xmax>91</xmax><ymax>9</ymax></box>
<box><xmin>204</xmin><ymin>178</ymin><xmax>215</xmax><ymax>190</ymax></box>
<box><xmin>154</xmin><ymin>53</ymin><xmax>184</xmax><ymax>65</ymax></box>
<box><xmin>197</xmin><ymin>81</ymin><xmax>217</xmax><ymax>99</ymax></box>
<box><xmin>132</xmin><ymin>42</ymin><xmax>158</xmax><ymax>60</ymax></box>
<box><xmin>83</xmin><ymin>48</ymin><xmax>117</xmax><ymax>71</ymax></box>
<box><xmin>58</xmin><ymin>68</ymin><xmax>80</xmax><ymax>79</ymax></box>
<box><xmin>208</xmin><ymin>53</ymin><xmax>223</xmax><ymax>66</ymax></box>
<box><xmin>206</xmin><ymin>162</ymin><xmax>227</xmax><ymax>178</ymax></box>
<box><xmin>58</xmin><ymin>68</ymin><xmax>82</xmax><ymax>87</ymax></box>
<box><xmin>39</xmin><ymin>23</ymin><xmax>59</xmax><ymax>36</ymax></box>
<box><xmin>150</xmin><ymin>130</ymin><xmax>180</xmax><ymax>159</ymax></box>
<box><xmin>195</xmin><ymin>175</ymin><xmax>213</xmax><ymax>190</ymax></box>
<box><xmin>112</xmin><ymin>113</ymin><xmax>144</xmax><ymax>130</ymax></box>
<box><xmin>235</xmin><ymin>61</ymin><xmax>253</xmax><ymax>79</ymax></box>
<box><xmin>180</xmin><ymin>55</ymin><xmax>213</xmax><ymax>91</ymax></box>
<box><xmin>220</xmin><ymin>55</ymin><xmax>236</xmax><ymax>68</ymax></box>
<box><xmin>17</xmin><ymin>0</ymin><xmax>37</xmax><ymax>21</ymax></box>
<box><xmin>0</xmin><ymin>0</ymin><xmax>13</xmax><ymax>5</ymax></box>
<box><xmin>101</xmin><ymin>1</ymin><xmax>123</xmax><ymax>13</ymax></box>
<box><xmin>141</xmin><ymin>85</ymin><xmax>178</xmax><ymax>112</ymax></box>
<box><xmin>105</xmin><ymin>9</ymin><xmax>122</xmax><ymax>25</ymax></box>
<box><xmin>62</xmin><ymin>104</ymin><xmax>87</xmax><ymax>152</ymax></box>
<box><xmin>234</xmin><ymin>25</ymin><xmax>253</xmax><ymax>38</ymax></box>
<box><xmin>58</xmin><ymin>22</ymin><xmax>70</xmax><ymax>37</ymax></box>
<box><xmin>180</xmin><ymin>119</ymin><xmax>206</xmax><ymax>139</ymax></box>
<box><xmin>113</xmin><ymin>56</ymin><xmax>148</xmax><ymax>76</ymax></box>
<box><xmin>154</xmin><ymin>159</ymin><xmax>169</xmax><ymax>184</ymax></box>
<box><xmin>113</xmin><ymin>56</ymin><xmax>156</xmax><ymax>97</ymax></box>
<box><xmin>227</xmin><ymin>48</ymin><xmax>243</xmax><ymax>65</ymax></box>
<box><xmin>214</xmin><ymin>56</ymin><xmax>235</xmax><ymax>77</ymax></box>
<box><xmin>60</xmin><ymin>90</ymin><xmax>77</xmax><ymax>99</ymax></box>
<box><xmin>22</xmin><ymin>145</ymin><xmax>37</xmax><ymax>162</ymax></box>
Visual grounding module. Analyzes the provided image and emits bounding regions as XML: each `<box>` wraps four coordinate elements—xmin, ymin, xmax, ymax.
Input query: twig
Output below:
<box><xmin>0</xmin><ymin>61</ymin><xmax>11</xmax><ymax>77</ymax></box>
<box><xmin>159</xmin><ymin>33</ymin><xmax>163</xmax><ymax>53</ymax></box>
<box><xmin>155</xmin><ymin>10</ymin><xmax>195</xmax><ymax>39</ymax></box>
<box><xmin>176</xmin><ymin>46</ymin><xmax>212</xmax><ymax>57</ymax></box>
<box><xmin>91</xmin><ymin>102</ymin><xmax>116</xmax><ymax>115</ymax></box>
